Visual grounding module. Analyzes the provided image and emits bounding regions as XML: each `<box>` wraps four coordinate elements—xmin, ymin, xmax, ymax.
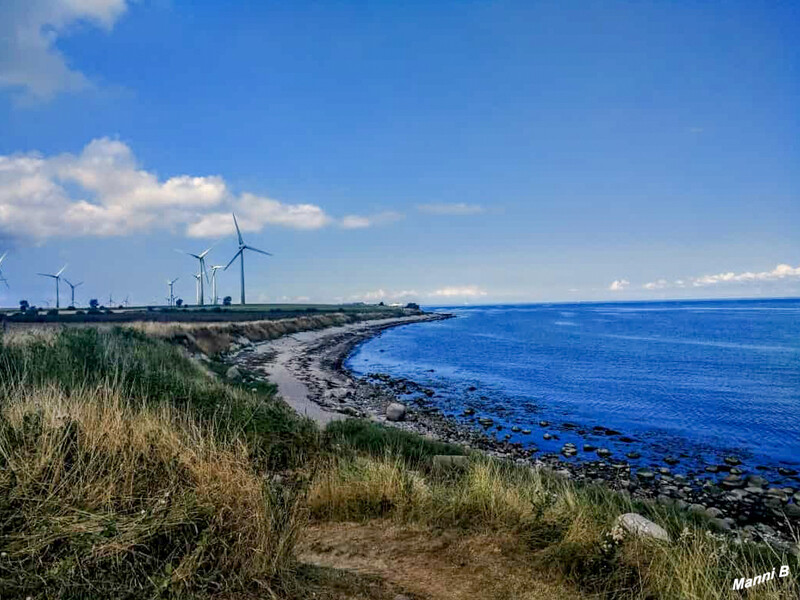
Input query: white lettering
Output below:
<box><xmin>732</xmin><ymin>577</ymin><xmax>746</xmax><ymax>590</ymax></box>
<box><xmin>780</xmin><ymin>565</ymin><xmax>790</xmax><ymax>577</ymax></box>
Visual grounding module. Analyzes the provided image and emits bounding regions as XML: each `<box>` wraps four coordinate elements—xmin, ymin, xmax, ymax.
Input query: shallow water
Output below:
<box><xmin>346</xmin><ymin>299</ymin><xmax>800</xmax><ymax>478</ymax></box>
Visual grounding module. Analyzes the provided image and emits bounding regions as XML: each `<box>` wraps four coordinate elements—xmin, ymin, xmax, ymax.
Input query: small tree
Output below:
<box><xmin>89</xmin><ymin>299</ymin><xmax>99</xmax><ymax>310</ymax></box>
<box><xmin>223</xmin><ymin>296</ymin><xmax>232</xmax><ymax>306</ymax></box>
<box><xmin>176</xmin><ymin>298</ymin><xmax>183</xmax><ymax>307</ymax></box>
<box><xmin>19</xmin><ymin>300</ymin><xmax>29</xmax><ymax>312</ymax></box>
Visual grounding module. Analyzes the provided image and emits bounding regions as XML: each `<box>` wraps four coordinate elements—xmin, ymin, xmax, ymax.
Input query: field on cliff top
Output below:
<box><xmin>0</xmin><ymin>324</ymin><xmax>797</xmax><ymax>599</ymax></box>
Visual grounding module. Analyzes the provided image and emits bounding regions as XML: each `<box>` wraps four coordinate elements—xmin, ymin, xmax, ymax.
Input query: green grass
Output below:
<box><xmin>308</xmin><ymin>452</ymin><xmax>800</xmax><ymax>599</ymax></box>
<box><xmin>2</xmin><ymin>324</ymin><xmax>799</xmax><ymax>600</ymax></box>
<box><xmin>325</xmin><ymin>419</ymin><xmax>465</xmax><ymax>467</ymax></box>
<box><xmin>0</xmin><ymin>327</ymin><xmax>317</xmax><ymax>470</ymax></box>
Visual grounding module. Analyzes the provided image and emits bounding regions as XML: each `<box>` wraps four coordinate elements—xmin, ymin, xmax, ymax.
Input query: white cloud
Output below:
<box><xmin>609</xmin><ymin>279</ymin><xmax>630</xmax><ymax>291</ymax></box>
<box><xmin>352</xmin><ymin>289</ymin><xmax>419</xmax><ymax>302</ymax></box>
<box><xmin>416</xmin><ymin>203</ymin><xmax>484</xmax><ymax>216</ymax></box>
<box><xmin>340</xmin><ymin>211</ymin><xmax>403</xmax><ymax>229</ymax></box>
<box><xmin>0</xmin><ymin>0</ymin><xmax>129</xmax><ymax>100</ymax></box>
<box><xmin>639</xmin><ymin>264</ymin><xmax>800</xmax><ymax>292</ymax></box>
<box><xmin>350</xmin><ymin>285</ymin><xmax>487</xmax><ymax>302</ymax></box>
<box><xmin>430</xmin><ymin>286</ymin><xmax>487</xmax><ymax>297</ymax></box>
<box><xmin>340</xmin><ymin>215</ymin><xmax>371</xmax><ymax>229</ymax></box>
<box><xmin>691</xmin><ymin>264</ymin><xmax>800</xmax><ymax>287</ymax></box>
<box><xmin>0</xmin><ymin>137</ymin><xmax>387</xmax><ymax>241</ymax></box>
<box><xmin>643</xmin><ymin>278</ymin><xmax>668</xmax><ymax>290</ymax></box>
<box><xmin>187</xmin><ymin>193</ymin><xmax>332</xmax><ymax>237</ymax></box>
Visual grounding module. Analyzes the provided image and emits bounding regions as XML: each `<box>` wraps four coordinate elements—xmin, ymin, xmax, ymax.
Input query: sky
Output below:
<box><xmin>0</xmin><ymin>0</ymin><xmax>798</xmax><ymax>307</ymax></box>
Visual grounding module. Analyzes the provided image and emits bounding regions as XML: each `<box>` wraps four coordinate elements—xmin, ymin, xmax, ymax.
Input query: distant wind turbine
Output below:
<box><xmin>63</xmin><ymin>278</ymin><xmax>83</xmax><ymax>307</ymax></box>
<box><xmin>177</xmin><ymin>245</ymin><xmax>214</xmax><ymax>305</ymax></box>
<box><xmin>209</xmin><ymin>265</ymin><xmax>223</xmax><ymax>305</ymax></box>
<box><xmin>167</xmin><ymin>277</ymin><xmax>179</xmax><ymax>307</ymax></box>
<box><xmin>0</xmin><ymin>251</ymin><xmax>9</xmax><ymax>288</ymax></box>
<box><xmin>192</xmin><ymin>273</ymin><xmax>202</xmax><ymax>305</ymax></box>
<box><xmin>37</xmin><ymin>264</ymin><xmax>67</xmax><ymax>309</ymax></box>
<box><xmin>224</xmin><ymin>213</ymin><xmax>272</xmax><ymax>305</ymax></box>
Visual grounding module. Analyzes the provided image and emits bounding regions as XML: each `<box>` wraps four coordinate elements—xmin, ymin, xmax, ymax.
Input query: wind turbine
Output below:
<box><xmin>177</xmin><ymin>245</ymin><xmax>214</xmax><ymax>306</ymax></box>
<box><xmin>63</xmin><ymin>278</ymin><xmax>83</xmax><ymax>307</ymax></box>
<box><xmin>0</xmin><ymin>251</ymin><xmax>9</xmax><ymax>288</ymax></box>
<box><xmin>167</xmin><ymin>277</ymin><xmax>179</xmax><ymax>307</ymax></box>
<box><xmin>37</xmin><ymin>265</ymin><xmax>67</xmax><ymax>309</ymax></box>
<box><xmin>224</xmin><ymin>213</ymin><xmax>272</xmax><ymax>305</ymax></box>
<box><xmin>209</xmin><ymin>265</ymin><xmax>223</xmax><ymax>305</ymax></box>
<box><xmin>192</xmin><ymin>273</ymin><xmax>202</xmax><ymax>305</ymax></box>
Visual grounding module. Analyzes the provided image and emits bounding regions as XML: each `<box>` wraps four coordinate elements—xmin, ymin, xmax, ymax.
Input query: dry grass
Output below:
<box><xmin>0</xmin><ymin>385</ymin><xmax>304</xmax><ymax>597</ymax></box>
<box><xmin>308</xmin><ymin>452</ymin><xmax>800</xmax><ymax>599</ymax></box>
<box><xmin>133</xmin><ymin>310</ymin><xmax>408</xmax><ymax>355</ymax></box>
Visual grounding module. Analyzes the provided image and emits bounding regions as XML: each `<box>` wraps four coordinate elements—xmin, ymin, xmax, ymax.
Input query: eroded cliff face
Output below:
<box><xmin>134</xmin><ymin>309</ymin><xmax>415</xmax><ymax>356</ymax></box>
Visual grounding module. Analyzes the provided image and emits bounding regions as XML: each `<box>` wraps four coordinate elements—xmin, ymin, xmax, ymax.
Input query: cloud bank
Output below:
<box><xmin>0</xmin><ymin>0</ymin><xmax>130</xmax><ymax>100</ymax></box>
<box><xmin>0</xmin><ymin>138</ymin><xmax>389</xmax><ymax>241</ymax></box>
<box><xmin>351</xmin><ymin>285</ymin><xmax>488</xmax><ymax>303</ymax></box>
<box><xmin>641</xmin><ymin>264</ymin><xmax>800</xmax><ymax>290</ymax></box>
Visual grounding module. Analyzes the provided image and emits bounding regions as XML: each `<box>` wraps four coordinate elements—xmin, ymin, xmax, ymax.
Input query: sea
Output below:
<box><xmin>346</xmin><ymin>298</ymin><xmax>800</xmax><ymax>480</ymax></box>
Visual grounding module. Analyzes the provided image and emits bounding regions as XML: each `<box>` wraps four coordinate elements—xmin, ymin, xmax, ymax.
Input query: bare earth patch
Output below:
<box><xmin>299</xmin><ymin>521</ymin><xmax>585</xmax><ymax>600</ymax></box>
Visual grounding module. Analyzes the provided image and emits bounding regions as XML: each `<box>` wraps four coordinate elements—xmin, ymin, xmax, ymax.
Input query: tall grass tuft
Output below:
<box><xmin>0</xmin><ymin>386</ymin><xmax>304</xmax><ymax>597</ymax></box>
<box><xmin>308</xmin><ymin>452</ymin><xmax>800</xmax><ymax>599</ymax></box>
<box><xmin>0</xmin><ymin>327</ymin><xmax>318</xmax><ymax>470</ymax></box>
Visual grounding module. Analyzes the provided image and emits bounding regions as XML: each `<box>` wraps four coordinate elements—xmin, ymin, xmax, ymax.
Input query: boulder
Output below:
<box><xmin>386</xmin><ymin>402</ymin><xmax>407</xmax><ymax>422</ymax></box>
<box><xmin>612</xmin><ymin>513</ymin><xmax>670</xmax><ymax>543</ymax></box>
<box><xmin>225</xmin><ymin>366</ymin><xmax>242</xmax><ymax>381</ymax></box>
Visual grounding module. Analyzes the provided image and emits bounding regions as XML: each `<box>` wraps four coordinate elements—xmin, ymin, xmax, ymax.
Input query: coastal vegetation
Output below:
<box><xmin>0</xmin><ymin>325</ymin><xmax>797</xmax><ymax>599</ymax></box>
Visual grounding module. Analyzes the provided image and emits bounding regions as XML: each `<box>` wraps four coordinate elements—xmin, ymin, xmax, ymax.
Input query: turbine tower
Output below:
<box><xmin>178</xmin><ymin>245</ymin><xmax>213</xmax><ymax>305</ymax></box>
<box><xmin>167</xmin><ymin>277</ymin><xmax>179</xmax><ymax>307</ymax></box>
<box><xmin>192</xmin><ymin>273</ymin><xmax>202</xmax><ymax>305</ymax></box>
<box><xmin>0</xmin><ymin>251</ymin><xmax>8</xmax><ymax>288</ymax></box>
<box><xmin>224</xmin><ymin>213</ymin><xmax>272</xmax><ymax>305</ymax></box>
<box><xmin>37</xmin><ymin>265</ymin><xmax>67</xmax><ymax>309</ymax></box>
<box><xmin>63</xmin><ymin>278</ymin><xmax>83</xmax><ymax>307</ymax></box>
<box><xmin>209</xmin><ymin>266</ymin><xmax>223</xmax><ymax>305</ymax></box>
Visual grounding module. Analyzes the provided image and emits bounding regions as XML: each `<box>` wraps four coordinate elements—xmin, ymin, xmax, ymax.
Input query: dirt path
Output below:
<box><xmin>299</xmin><ymin>521</ymin><xmax>585</xmax><ymax>600</ymax></box>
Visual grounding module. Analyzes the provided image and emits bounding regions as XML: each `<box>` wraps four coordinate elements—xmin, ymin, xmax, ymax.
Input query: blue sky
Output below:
<box><xmin>0</xmin><ymin>0</ymin><xmax>798</xmax><ymax>307</ymax></box>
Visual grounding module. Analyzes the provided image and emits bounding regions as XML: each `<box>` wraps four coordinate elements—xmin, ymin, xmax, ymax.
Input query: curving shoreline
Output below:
<box><xmin>231</xmin><ymin>311</ymin><xmax>800</xmax><ymax>550</ymax></box>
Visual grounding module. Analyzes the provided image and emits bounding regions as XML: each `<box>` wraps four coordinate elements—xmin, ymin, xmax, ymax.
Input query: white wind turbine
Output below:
<box><xmin>209</xmin><ymin>265</ymin><xmax>224</xmax><ymax>305</ymax></box>
<box><xmin>37</xmin><ymin>264</ymin><xmax>67</xmax><ymax>309</ymax></box>
<box><xmin>0</xmin><ymin>251</ymin><xmax>8</xmax><ymax>288</ymax></box>
<box><xmin>224</xmin><ymin>213</ymin><xmax>272</xmax><ymax>305</ymax></box>
<box><xmin>178</xmin><ymin>245</ymin><xmax>214</xmax><ymax>306</ymax></box>
<box><xmin>167</xmin><ymin>277</ymin><xmax>179</xmax><ymax>307</ymax></box>
<box><xmin>192</xmin><ymin>273</ymin><xmax>202</xmax><ymax>305</ymax></box>
<box><xmin>63</xmin><ymin>278</ymin><xmax>83</xmax><ymax>307</ymax></box>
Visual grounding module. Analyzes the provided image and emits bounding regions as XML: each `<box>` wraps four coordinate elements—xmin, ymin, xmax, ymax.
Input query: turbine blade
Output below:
<box><xmin>244</xmin><ymin>244</ymin><xmax>272</xmax><ymax>257</ymax></box>
<box><xmin>56</xmin><ymin>264</ymin><xmax>67</xmax><ymax>277</ymax></box>
<box><xmin>224</xmin><ymin>249</ymin><xmax>243</xmax><ymax>270</ymax></box>
<box><xmin>64</xmin><ymin>278</ymin><xmax>73</xmax><ymax>287</ymax></box>
<box><xmin>76</xmin><ymin>282</ymin><xmax>83</xmax><ymax>287</ymax></box>
<box><xmin>232</xmin><ymin>213</ymin><xmax>244</xmax><ymax>245</ymax></box>
<box><xmin>37</xmin><ymin>273</ymin><xmax>55</xmax><ymax>278</ymax></box>
<box><xmin>0</xmin><ymin>251</ymin><xmax>7</xmax><ymax>266</ymax></box>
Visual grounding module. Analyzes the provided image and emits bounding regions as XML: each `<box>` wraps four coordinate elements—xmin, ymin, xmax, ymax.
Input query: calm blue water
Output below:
<box><xmin>346</xmin><ymin>299</ymin><xmax>800</xmax><ymax>475</ymax></box>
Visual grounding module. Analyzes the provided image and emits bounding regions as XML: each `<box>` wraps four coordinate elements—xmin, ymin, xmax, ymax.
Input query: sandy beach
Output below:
<box><xmin>231</xmin><ymin>313</ymin><xmax>450</xmax><ymax>425</ymax></box>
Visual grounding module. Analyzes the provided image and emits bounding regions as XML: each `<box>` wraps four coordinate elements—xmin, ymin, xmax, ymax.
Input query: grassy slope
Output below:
<box><xmin>0</xmin><ymin>326</ymin><xmax>797</xmax><ymax>599</ymax></box>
